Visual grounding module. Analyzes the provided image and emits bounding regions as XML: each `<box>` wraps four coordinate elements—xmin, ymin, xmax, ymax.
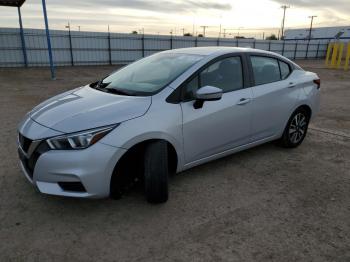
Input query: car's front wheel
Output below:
<box><xmin>144</xmin><ymin>140</ymin><xmax>169</xmax><ymax>203</ymax></box>
<box><xmin>280</xmin><ymin>108</ymin><xmax>310</xmax><ymax>148</ymax></box>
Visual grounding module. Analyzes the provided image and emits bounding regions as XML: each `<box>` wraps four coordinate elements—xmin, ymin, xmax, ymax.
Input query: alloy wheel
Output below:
<box><xmin>289</xmin><ymin>112</ymin><xmax>307</xmax><ymax>144</ymax></box>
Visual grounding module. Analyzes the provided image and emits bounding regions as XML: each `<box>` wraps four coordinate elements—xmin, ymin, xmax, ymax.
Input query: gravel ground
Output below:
<box><xmin>0</xmin><ymin>60</ymin><xmax>349</xmax><ymax>262</ymax></box>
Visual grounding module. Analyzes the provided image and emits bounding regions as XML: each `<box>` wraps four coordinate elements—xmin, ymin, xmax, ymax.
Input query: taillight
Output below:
<box><xmin>313</xmin><ymin>79</ymin><xmax>321</xmax><ymax>89</ymax></box>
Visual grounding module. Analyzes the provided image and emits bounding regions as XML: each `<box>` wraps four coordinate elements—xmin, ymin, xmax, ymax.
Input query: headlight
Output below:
<box><xmin>46</xmin><ymin>125</ymin><xmax>117</xmax><ymax>150</ymax></box>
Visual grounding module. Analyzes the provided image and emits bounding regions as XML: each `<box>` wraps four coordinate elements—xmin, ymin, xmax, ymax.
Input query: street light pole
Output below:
<box><xmin>17</xmin><ymin>6</ymin><xmax>28</xmax><ymax>67</ymax></box>
<box><xmin>308</xmin><ymin>15</ymin><xmax>317</xmax><ymax>40</ymax></box>
<box><xmin>280</xmin><ymin>5</ymin><xmax>290</xmax><ymax>40</ymax></box>
<box><xmin>42</xmin><ymin>0</ymin><xmax>55</xmax><ymax>80</ymax></box>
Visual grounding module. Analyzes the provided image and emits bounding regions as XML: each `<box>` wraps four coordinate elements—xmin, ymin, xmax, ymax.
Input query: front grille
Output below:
<box><xmin>18</xmin><ymin>133</ymin><xmax>32</xmax><ymax>153</ymax></box>
<box><xmin>18</xmin><ymin>135</ymin><xmax>50</xmax><ymax>179</ymax></box>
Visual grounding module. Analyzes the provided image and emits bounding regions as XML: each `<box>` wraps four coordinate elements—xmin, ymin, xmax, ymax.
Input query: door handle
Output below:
<box><xmin>288</xmin><ymin>82</ymin><xmax>296</xmax><ymax>88</ymax></box>
<box><xmin>237</xmin><ymin>98</ymin><xmax>251</xmax><ymax>105</ymax></box>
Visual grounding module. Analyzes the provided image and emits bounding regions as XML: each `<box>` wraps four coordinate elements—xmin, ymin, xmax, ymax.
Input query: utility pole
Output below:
<box><xmin>65</xmin><ymin>21</ymin><xmax>74</xmax><ymax>66</ymax></box>
<box><xmin>280</xmin><ymin>5</ymin><xmax>290</xmax><ymax>40</ymax></box>
<box><xmin>77</xmin><ymin>26</ymin><xmax>81</xmax><ymax>31</ymax></box>
<box><xmin>192</xmin><ymin>16</ymin><xmax>196</xmax><ymax>36</ymax></box>
<box><xmin>218</xmin><ymin>15</ymin><xmax>222</xmax><ymax>38</ymax></box>
<box><xmin>200</xmin><ymin>25</ymin><xmax>209</xmax><ymax>37</ymax></box>
<box><xmin>181</xmin><ymin>28</ymin><xmax>185</xmax><ymax>36</ymax></box>
<box><xmin>308</xmin><ymin>15</ymin><xmax>317</xmax><ymax>40</ymax></box>
<box><xmin>223</xmin><ymin>28</ymin><xmax>235</xmax><ymax>38</ymax></box>
<box><xmin>237</xmin><ymin>27</ymin><xmax>243</xmax><ymax>37</ymax></box>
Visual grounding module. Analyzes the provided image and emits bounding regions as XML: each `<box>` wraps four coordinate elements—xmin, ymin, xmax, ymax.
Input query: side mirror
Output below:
<box><xmin>194</xmin><ymin>85</ymin><xmax>223</xmax><ymax>109</ymax></box>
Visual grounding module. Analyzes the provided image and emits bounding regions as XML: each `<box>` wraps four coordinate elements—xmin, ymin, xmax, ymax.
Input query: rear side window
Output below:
<box><xmin>250</xmin><ymin>56</ymin><xmax>280</xmax><ymax>85</ymax></box>
<box><xmin>279</xmin><ymin>60</ymin><xmax>291</xmax><ymax>79</ymax></box>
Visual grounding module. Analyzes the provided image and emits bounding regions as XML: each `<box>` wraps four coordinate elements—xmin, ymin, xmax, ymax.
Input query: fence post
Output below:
<box><xmin>194</xmin><ymin>37</ymin><xmax>198</xmax><ymax>47</ymax></box>
<box><xmin>293</xmin><ymin>41</ymin><xmax>298</xmax><ymax>60</ymax></box>
<box><xmin>169</xmin><ymin>34</ymin><xmax>173</xmax><ymax>50</ymax></box>
<box><xmin>305</xmin><ymin>40</ymin><xmax>310</xmax><ymax>59</ymax></box>
<box><xmin>236</xmin><ymin>38</ymin><xmax>239</xmax><ymax>47</ymax></box>
<box><xmin>315</xmin><ymin>41</ymin><xmax>320</xmax><ymax>59</ymax></box>
<box><xmin>268</xmin><ymin>41</ymin><xmax>271</xmax><ymax>51</ymax></box>
<box><xmin>108</xmin><ymin>31</ymin><xmax>112</xmax><ymax>65</ymax></box>
<box><xmin>253</xmin><ymin>40</ymin><xmax>256</xmax><ymax>48</ymax></box>
<box><xmin>68</xmin><ymin>28</ymin><xmax>74</xmax><ymax>66</ymax></box>
<box><xmin>142</xmin><ymin>34</ymin><xmax>145</xmax><ymax>57</ymax></box>
<box><xmin>217</xmin><ymin>37</ymin><xmax>220</xmax><ymax>46</ymax></box>
<box><xmin>282</xmin><ymin>41</ymin><xmax>285</xmax><ymax>56</ymax></box>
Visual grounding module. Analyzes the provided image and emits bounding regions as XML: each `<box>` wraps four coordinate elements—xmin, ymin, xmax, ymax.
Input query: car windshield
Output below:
<box><xmin>101</xmin><ymin>53</ymin><xmax>203</xmax><ymax>96</ymax></box>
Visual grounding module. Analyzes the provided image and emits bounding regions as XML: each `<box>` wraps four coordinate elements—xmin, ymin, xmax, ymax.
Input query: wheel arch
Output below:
<box><xmin>279</xmin><ymin>104</ymin><xmax>313</xmax><ymax>138</ymax></box>
<box><xmin>294</xmin><ymin>104</ymin><xmax>312</xmax><ymax>118</ymax></box>
<box><xmin>109</xmin><ymin>136</ymin><xmax>181</xmax><ymax>197</ymax></box>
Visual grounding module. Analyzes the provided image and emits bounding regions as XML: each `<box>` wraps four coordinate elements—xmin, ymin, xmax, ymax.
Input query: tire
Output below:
<box><xmin>144</xmin><ymin>141</ymin><xmax>169</xmax><ymax>203</ymax></box>
<box><xmin>279</xmin><ymin>108</ymin><xmax>310</xmax><ymax>148</ymax></box>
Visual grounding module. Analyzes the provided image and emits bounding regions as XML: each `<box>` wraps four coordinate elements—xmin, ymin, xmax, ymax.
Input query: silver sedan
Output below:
<box><xmin>17</xmin><ymin>47</ymin><xmax>320</xmax><ymax>203</ymax></box>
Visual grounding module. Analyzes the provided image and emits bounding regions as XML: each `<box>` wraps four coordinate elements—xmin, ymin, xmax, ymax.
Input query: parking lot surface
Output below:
<box><xmin>0</xmin><ymin>60</ymin><xmax>349</xmax><ymax>261</ymax></box>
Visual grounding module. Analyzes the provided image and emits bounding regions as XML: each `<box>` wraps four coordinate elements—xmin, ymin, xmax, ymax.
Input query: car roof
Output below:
<box><xmin>164</xmin><ymin>46</ymin><xmax>272</xmax><ymax>56</ymax></box>
<box><xmin>163</xmin><ymin>46</ymin><xmax>301</xmax><ymax>69</ymax></box>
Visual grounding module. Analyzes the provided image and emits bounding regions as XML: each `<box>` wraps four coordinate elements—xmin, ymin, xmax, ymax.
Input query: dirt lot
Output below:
<box><xmin>0</xmin><ymin>60</ymin><xmax>349</xmax><ymax>262</ymax></box>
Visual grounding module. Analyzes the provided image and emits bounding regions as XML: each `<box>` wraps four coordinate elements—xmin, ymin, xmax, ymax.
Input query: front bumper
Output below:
<box><xmin>19</xmin><ymin>142</ymin><xmax>125</xmax><ymax>198</ymax></box>
<box><xmin>17</xmin><ymin>118</ymin><xmax>126</xmax><ymax>198</ymax></box>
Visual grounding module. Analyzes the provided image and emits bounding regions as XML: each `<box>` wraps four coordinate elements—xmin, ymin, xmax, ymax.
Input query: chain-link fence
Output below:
<box><xmin>0</xmin><ymin>28</ymin><xmax>329</xmax><ymax>67</ymax></box>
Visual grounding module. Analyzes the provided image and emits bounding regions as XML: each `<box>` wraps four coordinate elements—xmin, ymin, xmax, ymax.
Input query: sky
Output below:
<box><xmin>0</xmin><ymin>0</ymin><xmax>349</xmax><ymax>37</ymax></box>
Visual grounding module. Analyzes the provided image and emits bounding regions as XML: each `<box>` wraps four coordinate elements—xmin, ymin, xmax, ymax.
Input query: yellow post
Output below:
<box><xmin>325</xmin><ymin>43</ymin><xmax>333</xmax><ymax>66</ymax></box>
<box><xmin>336</xmin><ymin>42</ymin><xmax>344</xmax><ymax>69</ymax></box>
<box><xmin>345</xmin><ymin>42</ymin><xmax>350</xmax><ymax>71</ymax></box>
<box><xmin>330</xmin><ymin>43</ymin><xmax>339</xmax><ymax>68</ymax></box>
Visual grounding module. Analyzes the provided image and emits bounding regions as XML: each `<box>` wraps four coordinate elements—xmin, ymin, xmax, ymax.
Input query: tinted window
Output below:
<box><xmin>102</xmin><ymin>53</ymin><xmax>203</xmax><ymax>96</ymax></box>
<box><xmin>183</xmin><ymin>76</ymin><xmax>199</xmax><ymax>101</ymax></box>
<box><xmin>200</xmin><ymin>56</ymin><xmax>243</xmax><ymax>92</ymax></box>
<box><xmin>279</xmin><ymin>60</ymin><xmax>291</xmax><ymax>79</ymax></box>
<box><xmin>251</xmin><ymin>56</ymin><xmax>280</xmax><ymax>85</ymax></box>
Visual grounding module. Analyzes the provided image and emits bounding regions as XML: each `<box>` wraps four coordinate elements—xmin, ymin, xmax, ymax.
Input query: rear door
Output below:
<box><xmin>248</xmin><ymin>55</ymin><xmax>300</xmax><ymax>141</ymax></box>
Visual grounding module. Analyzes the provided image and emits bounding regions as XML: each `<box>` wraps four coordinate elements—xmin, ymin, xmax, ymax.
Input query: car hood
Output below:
<box><xmin>30</xmin><ymin>85</ymin><xmax>152</xmax><ymax>133</ymax></box>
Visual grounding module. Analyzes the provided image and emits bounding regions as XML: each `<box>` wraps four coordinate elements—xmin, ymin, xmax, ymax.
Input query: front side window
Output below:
<box><xmin>200</xmin><ymin>57</ymin><xmax>243</xmax><ymax>92</ymax></box>
<box><xmin>183</xmin><ymin>56</ymin><xmax>244</xmax><ymax>100</ymax></box>
<box><xmin>101</xmin><ymin>53</ymin><xmax>203</xmax><ymax>96</ymax></box>
<box><xmin>251</xmin><ymin>56</ymin><xmax>280</xmax><ymax>85</ymax></box>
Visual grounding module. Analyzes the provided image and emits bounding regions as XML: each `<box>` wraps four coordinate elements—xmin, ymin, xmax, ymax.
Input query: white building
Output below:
<box><xmin>285</xmin><ymin>26</ymin><xmax>350</xmax><ymax>40</ymax></box>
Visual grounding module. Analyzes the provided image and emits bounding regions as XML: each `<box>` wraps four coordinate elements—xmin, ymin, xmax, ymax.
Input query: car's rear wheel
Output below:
<box><xmin>280</xmin><ymin>108</ymin><xmax>310</xmax><ymax>148</ymax></box>
<box><xmin>144</xmin><ymin>140</ymin><xmax>169</xmax><ymax>203</ymax></box>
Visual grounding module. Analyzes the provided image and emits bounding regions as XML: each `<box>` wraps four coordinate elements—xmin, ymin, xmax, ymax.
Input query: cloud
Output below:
<box><xmin>46</xmin><ymin>0</ymin><xmax>232</xmax><ymax>13</ymax></box>
<box><xmin>272</xmin><ymin>0</ymin><xmax>350</xmax><ymax>14</ymax></box>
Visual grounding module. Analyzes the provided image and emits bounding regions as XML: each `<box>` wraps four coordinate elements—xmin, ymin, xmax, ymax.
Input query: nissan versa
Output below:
<box><xmin>17</xmin><ymin>47</ymin><xmax>320</xmax><ymax>203</ymax></box>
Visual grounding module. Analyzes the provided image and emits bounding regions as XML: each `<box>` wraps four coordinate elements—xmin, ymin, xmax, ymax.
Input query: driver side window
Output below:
<box><xmin>183</xmin><ymin>56</ymin><xmax>243</xmax><ymax>101</ymax></box>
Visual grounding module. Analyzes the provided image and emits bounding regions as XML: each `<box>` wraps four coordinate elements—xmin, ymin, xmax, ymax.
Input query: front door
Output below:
<box><xmin>181</xmin><ymin>56</ymin><xmax>253</xmax><ymax>164</ymax></box>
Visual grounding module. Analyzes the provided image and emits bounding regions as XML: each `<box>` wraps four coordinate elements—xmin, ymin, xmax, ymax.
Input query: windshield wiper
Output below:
<box><xmin>90</xmin><ymin>81</ymin><xmax>136</xmax><ymax>96</ymax></box>
<box><xmin>105</xmin><ymin>87</ymin><xmax>136</xmax><ymax>96</ymax></box>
